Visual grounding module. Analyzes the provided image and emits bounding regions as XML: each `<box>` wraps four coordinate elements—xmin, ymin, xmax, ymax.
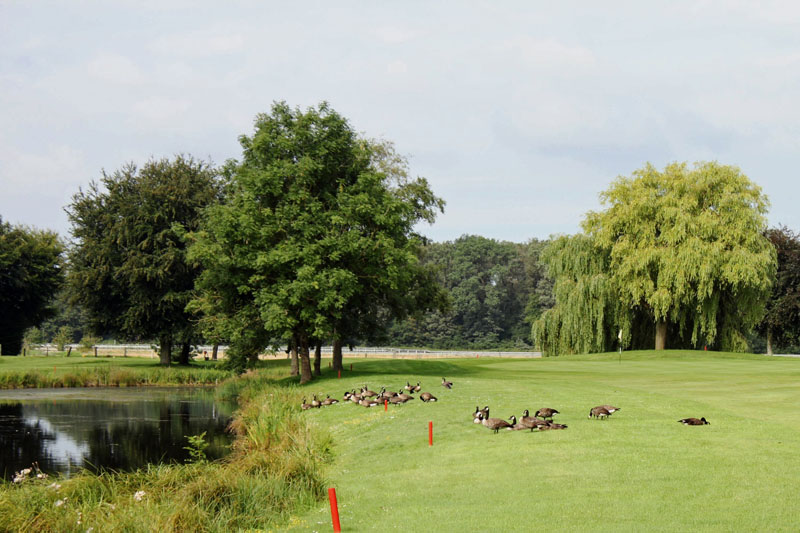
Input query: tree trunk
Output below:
<box><xmin>655</xmin><ymin>320</ymin><xmax>667</xmax><ymax>350</ymax></box>
<box><xmin>332</xmin><ymin>338</ymin><xmax>343</xmax><ymax>372</ymax></box>
<box><xmin>299</xmin><ymin>337</ymin><xmax>313</xmax><ymax>384</ymax></box>
<box><xmin>159</xmin><ymin>334</ymin><xmax>172</xmax><ymax>366</ymax></box>
<box><xmin>178</xmin><ymin>341</ymin><xmax>191</xmax><ymax>365</ymax></box>
<box><xmin>212</xmin><ymin>343</ymin><xmax>218</xmax><ymax>361</ymax></box>
<box><xmin>767</xmin><ymin>328</ymin><xmax>773</xmax><ymax>356</ymax></box>
<box><xmin>313</xmin><ymin>343</ymin><xmax>322</xmax><ymax>376</ymax></box>
<box><xmin>656</xmin><ymin>320</ymin><xmax>667</xmax><ymax>350</ymax></box>
<box><xmin>290</xmin><ymin>338</ymin><xmax>299</xmax><ymax>376</ymax></box>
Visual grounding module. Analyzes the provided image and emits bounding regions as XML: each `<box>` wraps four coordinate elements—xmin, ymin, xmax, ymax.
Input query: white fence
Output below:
<box><xmin>30</xmin><ymin>344</ymin><xmax>541</xmax><ymax>359</ymax></box>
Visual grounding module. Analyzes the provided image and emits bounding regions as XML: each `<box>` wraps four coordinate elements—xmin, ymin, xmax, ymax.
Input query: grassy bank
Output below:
<box><xmin>0</xmin><ymin>367</ymin><xmax>333</xmax><ymax>532</ymax></box>
<box><xmin>0</xmin><ymin>355</ymin><xmax>231</xmax><ymax>388</ymax></box>
<box><xmin>289</xmin><ymin>351</ymin><xmax>800</xmax><ymax>531</ymax></box>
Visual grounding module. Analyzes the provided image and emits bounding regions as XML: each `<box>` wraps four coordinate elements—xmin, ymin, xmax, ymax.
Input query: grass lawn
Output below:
<box><xmin>289</xmin><ymin>351</ymin><xmax>800</xmax><ymax>532</ymax></box>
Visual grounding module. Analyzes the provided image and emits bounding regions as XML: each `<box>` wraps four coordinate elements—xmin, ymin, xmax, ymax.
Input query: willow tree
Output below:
<box><xmin>535</xmin><ymin>162</ymin><xmax>776</xmax><ymax>354</ymax></box>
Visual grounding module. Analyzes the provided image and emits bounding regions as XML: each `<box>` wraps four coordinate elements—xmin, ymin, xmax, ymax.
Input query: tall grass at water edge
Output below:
<box><xmin>0</xmin><ymin>371</ymin><xmax>333</xmax><ymax>532</ymax></box>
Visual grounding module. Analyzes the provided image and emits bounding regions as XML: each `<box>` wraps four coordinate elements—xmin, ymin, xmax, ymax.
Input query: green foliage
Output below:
<box><xmin>0</xmin><ymin>217</ymin><xmax>64</xmax><ymax>355</ymax></box>
<box><xmin>183</xmin><ymin>432</ymin><xmax>209</xmax><ymax>463</ymax></box>
<box><xmin>757</xmin><ymin>226</ymin><xmax>800</xmax><ymax>352</ymax></box>
<box><xmin>52</xmin><ymin>326</ymin><xmax>72</xmax><ymax>351</ymax></box>
<box><xmin>67</xmin><ymin>156</ymin><xmax>221</xmax><ymax>365</ymax></box>
<box><xmin>386</xmin><ymin>236</ymin><xmax>550</xmax><ymax>349</ymax></box>
<box><xmin>79</xmin><ymin>334</ymin><xmax>100</xmax><ymax>354</ymax></box>
<box><xmin>536</xmin><ymin>162</ymin><xmax>776</xmax><ymax>354</ymax></box>
<box><xmin>189</xmin><ymin>102</ymin><xmax>446</xmax><ymax>377</ymax></box>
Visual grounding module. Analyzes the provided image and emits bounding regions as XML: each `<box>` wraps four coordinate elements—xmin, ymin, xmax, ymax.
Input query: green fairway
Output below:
<box><xmin>291</xmin><ymin>351</ymin><xmax>800</xmax><ymax>531</ymax></box>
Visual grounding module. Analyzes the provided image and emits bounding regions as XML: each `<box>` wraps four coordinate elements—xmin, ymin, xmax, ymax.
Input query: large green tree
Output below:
<box><xmin>67</xmin><ymin>156</ymin><xmax>220</xmax><ymax>365</ymax></box>
<box><xmin>188</xmin><ymin>102</ymin><xmax>445</xmax><ymax>379</ymax></box>
<box><xmin>757</xmin><ymin>226</ymin><xmax>800</xmax><ymax>354</ymax></box>
<box><xmin>0</xmin><ymin>217</ymin><xmax>64</xmax><ymax>354</ymax></box>
<box><xmin>535</xmin><ymin>162</ymin><xmax>776</xmax><ymax>354</ymax></box>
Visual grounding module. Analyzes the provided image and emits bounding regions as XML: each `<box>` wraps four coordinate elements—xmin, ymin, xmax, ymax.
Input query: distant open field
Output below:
<box><xmin>0</xmin><ymin>354</ymin><xmax>230</xmax><ymax>387</ymax></box>
<box><xmin>289</xmin><ymin>351</ymin><xmax>800</xmax><ymax>531</ymax></box>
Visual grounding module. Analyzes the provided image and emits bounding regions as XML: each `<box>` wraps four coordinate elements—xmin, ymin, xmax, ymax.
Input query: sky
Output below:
<box><xmin>2</xmin><ymin>1</ymin><xmax>800</xmax><ymax>244</ymax></box>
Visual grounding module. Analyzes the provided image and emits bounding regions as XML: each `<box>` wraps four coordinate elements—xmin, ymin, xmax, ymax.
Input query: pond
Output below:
<box><xmin>0</xmin><ymin>387</ymin><xmax>236</xmax><ymax>480</ymax></box>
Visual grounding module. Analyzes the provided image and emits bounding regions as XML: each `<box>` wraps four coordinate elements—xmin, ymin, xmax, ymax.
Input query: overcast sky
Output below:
<box><xmin>2</xmin><ymin>1</ymin><xmax>800</xmax><ymax>244</ymax></box>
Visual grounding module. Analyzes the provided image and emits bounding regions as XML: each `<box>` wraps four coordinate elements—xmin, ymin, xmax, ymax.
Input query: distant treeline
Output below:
<box><xmin>377</xmin><ymin>235</ymin><xmax>553</xmax><ymax>350</ymax></box>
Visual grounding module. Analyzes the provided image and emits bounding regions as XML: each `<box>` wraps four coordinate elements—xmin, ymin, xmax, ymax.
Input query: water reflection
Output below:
<box><xmin>0</xmin><ymin>387</ymin><xmax>235</xmax><ymax>480</ymax></box>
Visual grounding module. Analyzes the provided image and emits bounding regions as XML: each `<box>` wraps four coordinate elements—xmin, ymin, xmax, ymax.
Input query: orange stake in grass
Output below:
<box><xmin>429</xmin><ymin>421</ymin><xmax>433</xmax><ymax>446</ymax></box>
<box><xmin>328</xmin><ymin>487</ymin><xmax>341</xmax><ymax>532</ymax></box>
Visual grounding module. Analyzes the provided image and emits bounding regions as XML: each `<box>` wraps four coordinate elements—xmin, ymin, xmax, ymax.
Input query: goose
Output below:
<box><xmin>301</xmin><ymin>398</ymin><xmax>313</xmax><ymax>410</ymax></box>
<box><xmin>359</xmin><ymin>397</ymin><xmax>378</xmax><ymax>407</ymax></box>
<box><xmin>481</xmin><ymin>408</ymin><xmax>513</xmax><ymax>433</ymax></box>
<box><xmin>472</xmin><ymin>406</ymin><xmax>482</xmax><ymax>421</ymax></box>
<box><xmin>412</xmin><ymin>382</ymin><xmax>422</xmax><ymax>393</ymax></box>
<box><xmin>361</xmin><ymin>386</ymin><xmax>377</xmax><ymax>398</ymax></box>
<box><xmin>396</xmin><ymin>390</ymin><xmax>414</xmax><ymax>402</ymax></box>
<box><xmin>343</xmin><ymin>391</ymin><xmax>352</xmax><ymax>401</ymax></box>
<box><xmin>540</xmin><ymin>421</ymin><xmax>568</xmax><ymax>430</ymax></box>
<box><xmin>321</xmin><ymin>395</ymin><xmax>338</xmax><ymax>406</ymax></box>
<box><xmin>389</xmin><ymin>395</ymin><xmax>406</xmax><ymax>405</ymax></box>
<box><xmin>535</xmin><ymin>408</ymin><xmax>559</xmax><ymax>420</ymax></box>
<box><xmin>310</xmin><ymin>395</ymin><xmax>322</xmax><ymax>408</ymax></box>
<box><xmin>679</xmin><ymin>417</ymin><xmax>710</xmax><ymax>425</ymax></box>
<box><xmin>520</xmin><ymin>409</ymin><xmax>548</xmax><ymax>431</ymax></box>
<box><xmin>600</xmin><ymin>405</ymin><xmax>620</xmax><ymax>414</ymax></box>
<box><xmin>404</xmin><ymin>381</ymin><xmax>414</xmax><ymax>392</ymax></box>
<box><xmin>589</xmin><ymin>406</ymin><xmax>610</xmax><ymax>419</ymax></box>
<box><xmin>441</xmin><ymin>377</ymin><xmax>453</xmax><ymax>389</ymax></box>
<box><xmin>507</xmin><ymin>415</ymin><xmax>525</xmax><ymax>430</ymax></box>
<box><xmin>420</xmin><ymin>392</ymin><xmax>437</xmax><ymax>402</ymax></box>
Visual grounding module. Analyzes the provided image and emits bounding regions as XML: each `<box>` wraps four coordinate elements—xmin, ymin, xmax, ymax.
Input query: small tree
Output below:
<box><xmin>52</xmin><ymin>326</ymin><xmax>73</xmax><ymax>351</ymax></box>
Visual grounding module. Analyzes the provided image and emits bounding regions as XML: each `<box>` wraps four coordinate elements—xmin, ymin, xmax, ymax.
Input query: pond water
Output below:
<box><xmin>0</xmin><ymin>387</ymin><xmax>236</xmax><ymax>480</ymax></box>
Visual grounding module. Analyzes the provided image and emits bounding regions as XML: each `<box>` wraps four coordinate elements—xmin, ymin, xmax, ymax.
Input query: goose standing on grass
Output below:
<box><xmin>600</xmin><ymin>405</ymin><xmax>620</xmax><ymax>414</ymax></box>
<box><xmin>412</xmin><ymin>382</ymin><xmax>422</xmax><ymax>393</ymax></box>
<box><xmin>396</xmin><ymin>390</ymin><xmax>414</xmax><ymax>402</ymax></box>
<box><xmin>441</xmin><ymin>377</ymin><xmax>453</xmax><ymax>389</ymax></box>
<box><xmin>310</xmin><ymin>395</ymin><xmax>322</xmax><ymax>408</ymax></box>
<box><xmin>679</xmin><ymin>417</ymin><xmax>710</xmax><ymax>425</ymax></box>
<box><xmin>589</xmin><ymin>406</ymin><xmax>610</xmax><ymax>419</ymax></box>
<box><xmin>480</xmin><ymin>408</ymin><xmax>513</xmax><ymax>433</ymax></box>
<box><xmin>362</xmin><ymin>386</ymin><xmax>377</xmax><ymax>398</ymax></box>
<box><xmin>420</xmin><ymin>392</ymin><xmax>437</xmax><ymax>402</ymax></box>
<box><xmin>535</xmin><ymin>408</ymin><xmax>559</xmax><ymax>420</ymax></box>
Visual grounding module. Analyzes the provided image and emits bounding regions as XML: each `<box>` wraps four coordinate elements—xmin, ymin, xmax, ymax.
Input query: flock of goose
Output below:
<box><xmin>300</xmin><ymin>377</ymin><xmax>453</xmax><ymax>410</ymax></box>
<box><xmin>301</xmin><ymin>376</ymin><xmax>710</xmax><ymax>430</ymax></box>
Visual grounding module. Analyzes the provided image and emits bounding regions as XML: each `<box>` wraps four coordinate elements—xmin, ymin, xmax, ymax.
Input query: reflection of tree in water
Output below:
<box><xmin>0</xmin><ymin>391</ymin><xmax>233</xmax><ymax>479</ymax></box>
<box><xmin>0</xmin><ymin>403</ymin><xmax>58</xmax><ymax>478</ymax></box>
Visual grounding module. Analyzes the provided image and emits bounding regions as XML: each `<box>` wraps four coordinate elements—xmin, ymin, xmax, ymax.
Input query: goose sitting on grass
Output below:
<box><xmin>679</xmin><ymin>417</ymin><xmax>710</xmax><ymax>425</ymax></box>
<box><xmin>480</xmin><ymin>408</ymin><xmax>513</xmax><ymax>433</ymax></box>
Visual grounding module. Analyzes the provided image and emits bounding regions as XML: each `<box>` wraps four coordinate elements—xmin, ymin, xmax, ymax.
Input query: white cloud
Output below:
<box><xmin>86</xmin><ymin>53</ymin><xmax>143</xmax><ymax>85</ymax></box>
<box><xmin>130</xmin><ymin>97</ymin><xmax>192</xmax><ymax>128</ymax></box>
<box><xmin>370</xmin><ymin>26</ymin><xmax>420</xmax><ymax>44</ymax></box>
<box><xmin>149</xmin><ymin>32</ymin><xmax>245</xmax><ymax>57</ymax></box>
<box><xmin>497</xmin><ymin>37</ymin><xmax>597</xmax><ymax>70</ymax></box>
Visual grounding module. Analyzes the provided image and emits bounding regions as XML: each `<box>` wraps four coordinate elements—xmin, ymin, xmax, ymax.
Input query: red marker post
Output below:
<box><xmin>337</xmin><ymin>370</ymin><xmax>341</xmax><ymax>379</ymax></box>
<box><xmin>384</xmin><ymin>399</ymin><xmax>388</xmax><ymax>411</ymax></box>
<box><xmin>429</xmin><ymin>421</ymin><xmax>433</xmax><ymax>446</ymax></box>
<box><xmin>328</xmin><ymin>487</ymin><xmax>341</xmax><ymax>532</ymax></box>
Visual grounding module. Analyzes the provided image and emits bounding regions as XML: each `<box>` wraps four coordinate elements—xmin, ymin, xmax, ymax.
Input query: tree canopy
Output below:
<box><xmin>534</xmin><ymin>162</ymin><xmax>776</xmax><ymax>354</ymax></box>
<box><xmin>757</xmin><ymin>226</ymin><xmax>800</xmax><ymax>354</ymax></box>
<box><xmin>66</xmin><ymin>156</ymin><xmax>220</xmax><ymax>365</ymax></box>
<box><xmin>188</xmin><ymin>102</ymin><xmax>446</xmax><ymax>379</ymax></box>
<box><xmin>0</xmin><ymin>217</ymin><xmax>64</xmax><ymax>354</ymax></box>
